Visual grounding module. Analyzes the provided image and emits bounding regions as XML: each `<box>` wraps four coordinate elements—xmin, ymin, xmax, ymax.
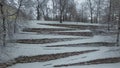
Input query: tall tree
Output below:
<box><xmin>116</xmin><ymin>0</ymin><xmax>120</xmax><ymax>46</ymax></box>
<box><xmin>59</xmin><ymin>0</ymin><xmax>67</xmax><ymax>23</ymax></box>
<box><xmin>87</xmin><ymin>0</ymin><xmax>94</xmax><ymax>23</ymax></box>
<box><xmin>51</xmin><ymin>0</ymin><xmax>58</xmax><ymax>20</ymax></box>
<box><xmin>107</xmin><ymin>0</ymin><xmax>112</xmax><ymax>31</ymax></box>
<box><xmin>14</xmin><ymin>0</ymin><xmax>23</xmax><ymax>33</ymax></box>
<box><xmin>94</xmin><ymin>0</ymin><xmax>102</xmax><ymax>23</ymax></box>
<box><xmin>36</xmin><ymin>0</ymin><xmax>48</xmax><ymax>20</ymax></box>
<box><xmin>0</xmin><ymin>0</ymin><xmax>6</xmax><ymax>46</ymax></box>
<box><xmin>78</xmin><ymin>2</ymin><xmax>88</xmax><ymax>22</ymax></box>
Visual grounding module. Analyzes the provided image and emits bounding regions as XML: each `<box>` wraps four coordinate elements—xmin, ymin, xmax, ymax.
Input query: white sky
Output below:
<box><xmin>74</xmin><ymin>0</ymin><xmax>85</xmax><ymax>4</ymax></box>
<box><xmin>75</xmin><ymin>0</ymin><xmax>86</xmax><ymax>10</ymax></box>
<box><xmin>47</xmin><ymin>0</ymin><xmax>85</xmax><ymax>10</ymax></box>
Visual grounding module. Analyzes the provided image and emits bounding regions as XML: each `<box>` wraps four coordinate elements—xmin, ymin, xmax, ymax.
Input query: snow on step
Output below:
<box><xmin>31</xmin><ymin>20</ymin><xmax>104</xmax><ymax>26</ymax></box>
<box><xmin>44</xmin><ymin>35</ymin><xmax>115</xmax><ymax>46</ymax></box>
<box><xmin>55</xmin><ymin>30</ymin><xmax>92</xmax><ymax>32</ymax></box>
<box><xmin>8</xmin><ymin>63</ymin><xmax>120</xmax><ymax>68</ymax></box>
<box><xmin>57</xmin><ymin>63</ymin><xmax>120</xmax><ymax>68</ymax></box>
<box><xmin>27</xmin><ymin>21</ymin><xmax>69</xmax><ymax>29</ymax></box>
<box><xmin>8</xmin><ymin>47</ymin><xmax>120</xmax><ymax>68</ymax></box>
<box><xmin>51</xmin><ymin>47</ymin><xmax>120</xmax><ymax>66</ymax></box>
<box><xmin>14</xmin><ymin>33</ymin><xmax>83</xmax><ymax>40</ymax></box>
<box><xmin>10</xmin><ymin>44</ymin><xmax>99</xmax><ymax>59</ymax></box>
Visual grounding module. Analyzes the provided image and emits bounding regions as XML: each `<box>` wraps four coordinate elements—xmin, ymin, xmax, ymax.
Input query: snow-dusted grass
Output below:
<box><xmin>52</xmin><ymin>47</ymin><xmax>120</xmax><ymax>65</ymax></box>
<box><xmin>27</xmin><ymin>21</ymin><xmax>69</xmax><ymax>28</ymax></box>
<box><xmin>10</xmin><ymin>44</ymin><xmax>99</xmax><ymax>59</ymax></box>
<box><xmin>30</xmin><ymin>20</ymin><xmax>105</xmax><ymax>26</ymax></box>
<box><xmin>4</xmin><ymin>20</ymin><xmax>120</xmax><ymax>68</ymax></box>
<box><xmin>44</xmin><ymin>35</ymin><xmax>116</xmax><ymax>47</ymax></box>
<box><xmin>55</xmin><ymin>30</ymin><xmax>92</xmax><ymax>32</ymax></box>
<box><xmin>14</xmin><ymin>33</ymin><xmax>84</xmax><ymax>40</ymax></box>
<box><xmin>7</xmin><ymin>62</ymin><xmax>120</xmax><ymax>68</ymax></box>
<box><xmin>7</xmin><ymin>47</ymin><xmax>120</xmax><ymax>68</ymax></box>
<box><xmin>59</xmin><ymin>63</ymin><xmax>120</xmax><ymax>68</ymax></box>
<box><xmin>0</xmin><ymin>46</ymin><xmax>13</xmax><ymax>63</ymax></box>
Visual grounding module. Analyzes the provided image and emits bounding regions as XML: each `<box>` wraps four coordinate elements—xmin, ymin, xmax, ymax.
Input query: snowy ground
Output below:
<box><xmin>1</xmin><ymin>21</ymin><xmax>120</xmax><ymax>68</ymax></box>
<box><xmin>8</xmin><ymin>63</ymin><xmax>120</xmax><ymax>68</ymax></box>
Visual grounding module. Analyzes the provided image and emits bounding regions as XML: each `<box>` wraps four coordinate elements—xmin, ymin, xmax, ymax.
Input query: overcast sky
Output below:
<box><xmin>75</xmin><ymin>0</ymin><xmax>85</xmax><ymax>4</ymax></box>
<box><xmin>75</xmin><ymin>0</ymin><xmax>86</xmax><ymax>10</ymax></box>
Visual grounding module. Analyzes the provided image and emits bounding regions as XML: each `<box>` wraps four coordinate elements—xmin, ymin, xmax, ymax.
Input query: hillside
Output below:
<box><xmin>0</xmin><ymin>21</ymin><xmax>119</xmax><ymax>68</ymax></box>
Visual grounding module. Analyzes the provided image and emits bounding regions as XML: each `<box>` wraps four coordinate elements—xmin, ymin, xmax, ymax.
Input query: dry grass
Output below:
<box><xmin>16</xmin><ymin>38</ymin><xmax>79</xmax><ymax>44</ymax></box>
<box><xmin>39</xmin><ymin>23</ymin><xmax>106</xmax><ymax>30</ymax></box>
<box><xmin>47</xmin><ymin>42</ymin><xmax>116</xmax><ymax>47</ymax></box>
<box><xmin>54</xmin><ymin>57</ymin><xmax>120</xmax><ymax>67</ymax></box>
<box><xmin>15</xmin><ymin>50</ymin><xmax>98</xmax><ymax>63</ymax></box>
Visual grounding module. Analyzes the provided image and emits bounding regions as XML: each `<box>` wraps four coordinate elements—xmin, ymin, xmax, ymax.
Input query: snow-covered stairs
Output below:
<box><xmin>4</xmin><ymin>21</ymin><xmax>120</xmax><ymax>68</ymax></box>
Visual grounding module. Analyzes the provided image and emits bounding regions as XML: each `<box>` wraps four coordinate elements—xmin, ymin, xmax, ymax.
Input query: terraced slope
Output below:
<box><xmin>3</xmin><ymin>21</ymin><xmax>120</xmax><ymax>68</ymax></box>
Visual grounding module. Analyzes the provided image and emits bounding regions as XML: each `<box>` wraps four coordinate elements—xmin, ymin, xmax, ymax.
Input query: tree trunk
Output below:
<box><xmin>60</xmin><ymin>12</ymin><xmax>63</xmax><ymax>23</ymax></box>
<box><xmin>36</xmin><ymin>5</ymin><xmax>40</xmax><ymax>20</ymax></box>
<box><xmin>88</xmin><ymin>0</ymin><xmax>93</xmax><ymax>23</ymax></box>
<box><xmin>90</xmin><ymin>10</ymin><xmax>93</xmax><ymax>23</ymax></box>
<box><xmin>0</xmin><ymin>3</ymin><xmax>6</xmax><ymax>46</ymax></box>
<box><xmin>116</xmin><ymin>11</ymin><xmax>120</xmax><ymax>46</ymax></box>
<box><xmin>59</xmin><ymin>0</ymin><xmax>63</xmax><ymax>23</ymax></box>
<box><xmin>14</xmin><ymin>0</ymin><xmax>23</xmax><ymax>33</ymax></box>
<box><xmin>108</xmin><ymin>0</ymin><xmax>112</xmax><ymax>31</ymax></box>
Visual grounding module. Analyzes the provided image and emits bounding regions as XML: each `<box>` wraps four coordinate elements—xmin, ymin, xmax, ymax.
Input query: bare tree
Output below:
<box><xmin>0</xmin><ymin>0</ymin><xmax>6</xmax><ymax>46</ymax></box>
<box><xmin>59</xmin><ymin>0</ymin><xmax>62</xmax><ymax>23</ymax></box>
<box><xmin>51</xmin><ymin>0</ymin><xmax>58</xmax><ymax>20</ymax></box>
<box><xmin>94</xmin><ymin>0</ymin><xmax>102</xmax><ymax>23</ymax></box>
<box><xmin>36</xmin><ymin>0</ymin><xmax>48</xmax><ymax>20</ymax></box>
<box><xmin>77</xmin><ymin>2</ymin><xmax>88</xmax><ymax>22</ymax></box>
<box><xmin>14</xmin><ymin>0</ymin><xmax>23</xmax><ymax>33</ymax></box>
<box><xmin>116</xmin><ymin>16</ymin><xmax>120</xmax><ymax>46</ymax></box>
<box><xmin>116</xmin><ymin>0</ymin><xmax>120</xmax><ymax>46</ymax></box>
<box><xmin>59</xmin><ymin>0</ymin><xmax>66</xmax><ymax>23</ymax></box>
<box><xmin>87</xmin><ymin>0</ymin><xmax>94</xmax><ymax>23</ymax></box>
<box><xmin>0</xmin><ymin>0</ymin><xmax>24</xmax><ymax>46</ymax></box>
<box><xmin>107</xmin><ymin>0</ymin><xmax>112</xmax><ymax>31</ymax></box>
